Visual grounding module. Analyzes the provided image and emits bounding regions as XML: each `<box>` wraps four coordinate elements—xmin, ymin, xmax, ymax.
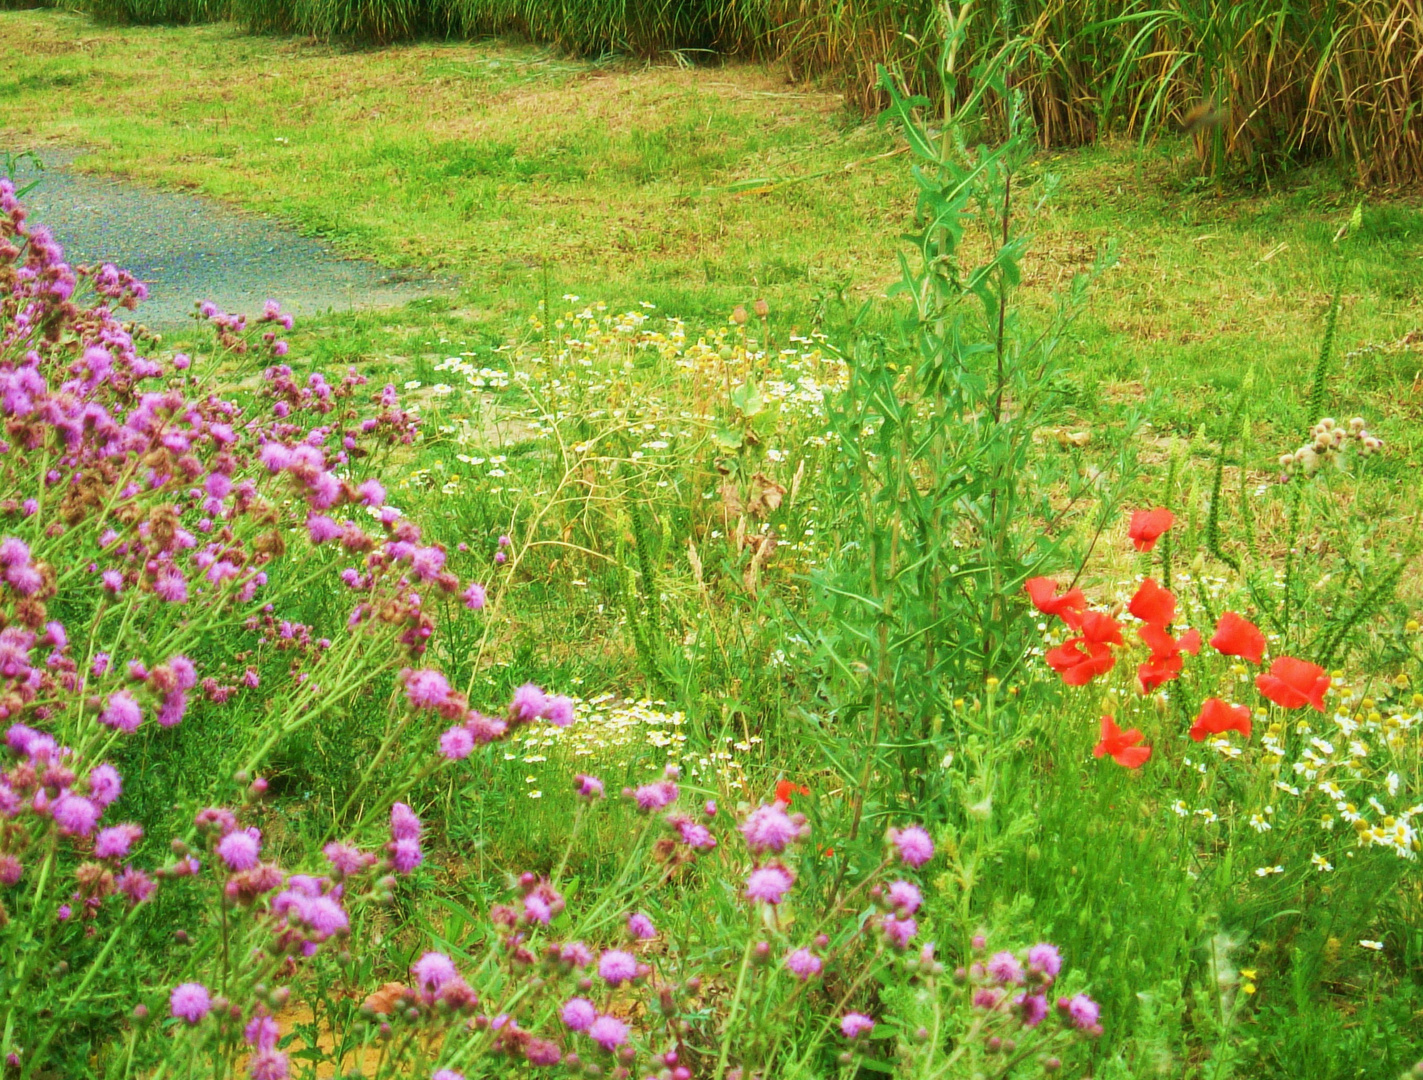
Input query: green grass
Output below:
<box><xmin>5</xmin><ymin>8</ymin><xmax>1422</xmax><ymax>469</ymax></box>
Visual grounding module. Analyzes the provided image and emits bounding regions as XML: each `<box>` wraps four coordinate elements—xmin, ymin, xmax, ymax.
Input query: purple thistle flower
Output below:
<box><xmin>630</xmin><ymin>780</ymin><xmax>678</xmax><ymax>811</ymax></box>
<box><xmin>509</xmin><ymin>682</ymin><xmax>546</xmax><ymax>723</ymax></box>
<box><xmin>785</xmin><ymin>948</ymin><xmax>823</xmax><ymax>980</ymax></box>
<box><xmin>216</xmin><ymin>828</ymin><xmax>261</xmax><ymax>872</ymax></box>
<box><xmin>561</xmin><ymin>997</ymin><xmax>596</xmax><ymax>1032</ymax></box>
<box><xmin>1027</xmin><ymin>942</ymin><xmax>1062</xmax><ymax>979</ymax></box>
<box><xmin>987</xmin><ymin>950</ymin><xmax>1024</xmax><ymax>985</ymax></box>
<box><xmin>170</xmin><ymin>983</ymin><xmax>211</xmax><ymax>1024</ymax></box>
<box><xmin>840</xmin><ymin>1012</ymin><xmax>875</xmax><ymax>1039</ymax></box>
<box><xmin>52</xmin><ymin>793</ymin><xmax>100</xmax><ymax>837</ymax></box>
<box><xmin>627</xmin><ymin>912</ymin><xmax>655</xmax><ymax>940</ymax></box>
<box><xmin>888</xmin><ymin>824</ymin><xmax>934</xmax><ymax>867</ymax></box>
<box><xmin>558</xmin><ymin>941</ymin><xmax>594</xmax><ymax>967</ymax></box>
<box><xmin>462</xmin><ymin>582</ymin><xmax>486</xmax><ymax>610</ymax></box>
<box><xmin>465</xmin><ymin>711</ymin><xmax>507</xmax><ymax>744</ymax></box>
<box><xmin>745</xmin><ymin>865</ymin><xmax>794</xmax><ymax>904</ymax></box>
<box><xmin>574</xmin><ymin>773</ymin><xmax>604</xmax><ymax>800</ymax></box>
<box><xmin>973</xmin><ymin>987</ymin><xmax>1005</xmax><ymax>1011</ymax></box>
<box><xmin>413</xmin><ymin>951</ymin><xmax>458</xmax><ymax>992</ymax></box>
<box><xmin>99</xmin><ymin>690</ymin><xmax>142</xmax><ymax>734</ymax></box>
<box><xmin>0</xmin><ymin>855</ymin><xmax>20</xmax><ymax>886</ymax></box>
<box><xmin>587</xmin><ymin>1014</ymin><xmax>629</xmax><ymax>1051</ymax></box>
<box><xmin>439</xmin><ymin>725</ymin><xmax>475</xmax><ymax>760</ymax></box>
<box><xmin>740</xmin><ymin>803</ymin><xmax>806</xmax><ymax>853</ymax></box>
<box><xmin>541</xmin><ymin>694</ymin><xmax>574</xmax><ymax>728</ymax></box>
<box><xmin>882</xmin><ymin>915</ymin><xmax>918</xmax><ymax>950</ymax></box>
<box><xmin>886</xmin><ymin>879</ymin><xmax>922</xmax><ymax>915</ymax></box>
<box><xmin>598</xmin><ymin>949</ymin><xmax>638</xmax><ymax>986</ymax></box>
<box><xmin>433</xmin><ymin>1072</ymin><xmax>465</xmax><ymax>1080</ymax></box>
<box><xmin>673</xmin><ymin>817</ymin><xmax>716</xmax><ymax>850</ymax></box>
<box><xmin>1059</xmin><ymin>993</ymin><xmax>1101</xmax><ymax>1032</ymax></box>
<box><xmin>306</xmin><ymin>514</ymin><xmax>341</xmax><ymax>544</ymax></box>
<box><xmin>157</xmin><ymin>691</ymin><xmax>188</xmax><ymax>728</ymax></box>
<box><xmin>357</xmin><ymin>479</ymin><xmax>385</xmax><ymax>507</ymax></box>
<box><xmin>116</xmin><ymin>866</ymin><xmax>156</xmax><ymax>905</ymax></box>
<box><xmin>94</xmin><ymin>823</ymin><xmax>142</xmax><ymax>860</ymax></box>
<box><xmin>88</xmin><ymin>764</ymin><xmax>121</xmax><ymax>806</ymax></box>
<box><xmin>403</xmin><ymin>669</ymin><xmax>451</xmax><ymax>710</ymax></box>
<box><xmin>1015</xmin><ymin>992</ymin><xmax>1049</xmax><ymax>1027</ymax></box>
<box><xmin>101</xmin><ymin>569</ymin><xmax>123</xmax><ymax>594</ymax></box>
<box><xmin>245</xmin><ymin>1012</ymin><xmax>279</xmax><ymax>1051</ymax></box>
<box><xmin>249</xmin><ymin>1051</ymin><xmax>289</xmax><ymax>1080</ymax></box>
<box><xmin>523</xmin><ymin>1039</ymin><xmax>561</xmax><ymax>1067</ymax></box>
<box><xmin>390</xmin><ymin>802</ymin><xmax>422</xmax><ymax>841</ymax></box>
<box><xmin>323</xmin><ymin>842</ymin><xmax>373</xmax><ymax>877</ymax></box>
<box><xmin>391</xmin><ymin>839</ymin><xmax>422</xmax><ymax>874</ymax></box>
<box><xmin>153</xmin><ymin>567</ymin><xmax>188</xmax><ymax>603</ymax></box>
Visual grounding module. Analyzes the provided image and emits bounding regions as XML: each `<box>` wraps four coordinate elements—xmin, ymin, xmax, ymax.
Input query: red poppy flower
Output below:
<box><xmin>1093</xmin><ymin>715</ymin><xmax>1151</xmax><ymax>768</ymax></box>
<box><xmin>1189</xmin><ymin>697</ymin><xmax>1252</xmax><ymax>741</ymax></box>
<box><xmin>1127</xmin><ymin>508</ymin><xmax>1175</xmax><ymax>552</ymax></box>
<box><xmin>1045</xmin><ymin>639</ymin><xmax>1116</xmax><ymax>686</ymax></box>
<box><xmin>1210</xmin><ymin>612</ymin><xmax>1266</xmax><ymax>665</ymax></box>
<box><xmin>1135</xmin><ymin>621</ymin><xmax>1200</xmax><ymax>692</ymax></box>
<box><xmin>1128</xmin><ymin>578</ymin><xmax>1175</xmax><ymax>627</ymax></box>
<box><xmin>1024</xmin><ymin>577</ymin><xmax>1086</xmax><ymax>622</ymax></box>
<box><xmin>1078</xmin><ymin>610</ymin><xmax>1123</xmax><ymax>646</ymax></box>
<box><xmin>1255</xmin><ymin>657</ymin><xmax>1329</xmax><ymax>712</ymax></box>
<box><xmin>1137</xmin><ymin>651</ymin><xmax>1183</xmax><ymax>691</ymax></box>
<box><xmin>774</xmin><ymin>779</ymin><xmax>810</xmax><ymax>805</ymax></box>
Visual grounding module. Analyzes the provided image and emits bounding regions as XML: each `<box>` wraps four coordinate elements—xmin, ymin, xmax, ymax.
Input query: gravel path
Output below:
<box><xmin>12</xmin><ymin>149</ymin><xmax>451</xmax><ymax>330</ymax></box>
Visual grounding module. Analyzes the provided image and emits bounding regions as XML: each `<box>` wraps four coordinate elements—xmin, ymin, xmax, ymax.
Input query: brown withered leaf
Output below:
<box><xmin>748</xmin><ymin>472</ymin><xmax>786</xmax><ymax>516</ymax></box>
<box><xmin>361</xmin><ymin>982</ymin><xmax>408</xmax><ymax>1016</ymax></box>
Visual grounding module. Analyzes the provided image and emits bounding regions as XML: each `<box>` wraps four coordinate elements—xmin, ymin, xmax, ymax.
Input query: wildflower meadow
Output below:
<box><xmin>1</xmin><ymin>7</ymin><xmax>1421</xmax><ymax>1080</ymax></box>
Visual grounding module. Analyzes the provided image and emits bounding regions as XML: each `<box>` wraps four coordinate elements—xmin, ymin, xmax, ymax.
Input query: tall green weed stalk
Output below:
<box><xmin>802</xmin><ymin>40</ymin><xmax>1116</xmax><ymax>832</ymax></box>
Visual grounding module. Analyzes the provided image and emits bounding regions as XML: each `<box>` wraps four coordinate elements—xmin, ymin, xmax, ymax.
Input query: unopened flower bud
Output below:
<box><xmin>174</xmin><ymin>929</ymin><xmax>190</xmax><ymax>945</ymax></box>
<box><xmin>1043</xmin><ymin>1056</ymin><xmax>1061</xmax><ymax>1072</ymax></box>
<box><xmin>837</xmin><ymin>1052</ymin><xmax>854</xmax><ymax>1066</ymax></box>
<box><xmin>131</xmin><ymin>1004</ymin><xmax>149</xmax><ymax>1024</ymax></box>
<box><xmin>987</xmin><ymin>1036</ymin><xmax>1002</xmax><ymax>1053</ymax></box>
<box><xmin>684</xmin><ymin>977</ymin><xmax>701</xmax><ymax>993</ymax></box>
<box><xmin>752</xmin><ymin>941</ymin><xmax>771</xmax><ymax>963</ymax></box>
<box><xmin>971</xmin><ymin>934</ymin><xmax>987</xmax><ymax>950</ymax></box>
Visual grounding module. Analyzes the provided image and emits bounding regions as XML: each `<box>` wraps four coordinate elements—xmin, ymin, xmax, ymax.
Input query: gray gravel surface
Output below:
<box><xmin>12</xmin><ymin>149</ymin><xmax>451</xmax><ymax>330</ymax></box>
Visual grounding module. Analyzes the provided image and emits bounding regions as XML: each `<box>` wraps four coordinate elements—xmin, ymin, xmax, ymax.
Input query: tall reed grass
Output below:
<box><xmin>35</xmin><ymin>0</ymin><xmax>1423</xmax><ymax>184</ymax></box>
